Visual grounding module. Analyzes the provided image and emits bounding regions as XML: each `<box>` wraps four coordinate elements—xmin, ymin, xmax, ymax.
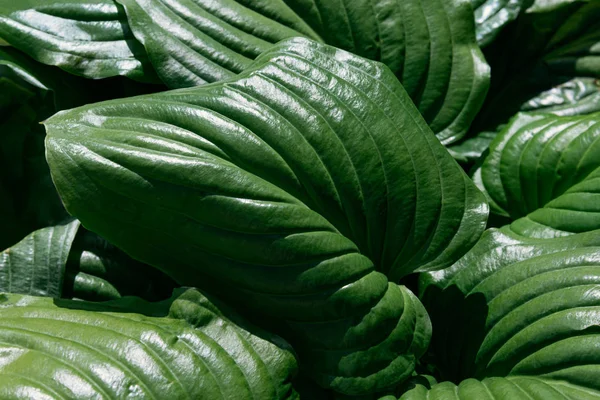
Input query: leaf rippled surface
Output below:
<box><xmin>475</xmin><ymin>111</ymin><xmax>600</xmax><ymax>237</ymax></box>
<box><xmin>0</xmin><ymin>289</ymin><xmax>297</xmax><ymax>399</ymax></box>
<box><xmin>44</xmin><ymin>38</ymin><xmax>488</xmax><ymax>395</ymax></box>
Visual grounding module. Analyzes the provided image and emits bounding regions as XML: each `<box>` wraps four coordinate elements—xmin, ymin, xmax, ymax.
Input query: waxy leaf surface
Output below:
<box><xmin>45</xmin><ymin>38</ymin><xmax>488</xmax><ymax>395</ymax></box>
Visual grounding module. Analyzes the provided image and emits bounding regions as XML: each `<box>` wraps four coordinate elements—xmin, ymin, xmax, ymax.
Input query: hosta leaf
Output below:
<box><xmin>520</xmin><ymin>77</ymin><xmax>600</xmax><ymax>116</ymax></box>
<box><xmin>0</xmin><ymin>219</ymin><xmax>174</xmax><ymax>301</ymax></box>
<box><xmin>471</xmin><ymin>0</ymin><xmax>533</xmax><ymax>47</ymax></box>
<box><xmin>281</xmin><ymin>0</ymin><xmax>490</xmax><ymax>143</ymax></box>
<box><xmin>44</xmin><ymin>38</ymin><xmax>488</xmax><ymax>394</ymax></box>
<box><xmin>450</xmin><ymin>77</ymin><xmax>600</xmax><ymax>164</ymax></box>
<box><xmin>398</xmin><ymin>376</ymin><xmax>600</xmax><ymax>400</ymax></box>
<box><xmin>473</xmin><ymin>0</ymin><xmax>600</xmax><ymax>133</ymax></box>
<box><xmin>474</xmin><ymin>111</ymin><xmax>600</xmax><ymax>237</ymax></box>
<box><xmin>0</xmin><ymin>289</ymin><xmax>298</xmax><ymax>399</ymax></box>
<box><xmin>0</xmin><ymin>0</ymin><xmax>159</xmax><ymax>82</ymax></box>
<box><xmin>420</xmin><ymin>227</ymin><xmax>600</xmax><ymax>383</ymax></box>
<box><xmin>0</xmin><ymin>220</ymin><xmax>79</xmax><ymax>297</ymax></box>
<box><xmin>115</xmin><ymin>0</ymin><xmax>320</xmax><ymax>87</ymax></box>
<box><xmin>116</xmin><ymin>0</ymin><xmax>489</xmax><ymax>143</ymax></box>
<box><xmin>64</xmin><ymin>228</ymin><xmax>176</xmax><ymax>301</ymax></box>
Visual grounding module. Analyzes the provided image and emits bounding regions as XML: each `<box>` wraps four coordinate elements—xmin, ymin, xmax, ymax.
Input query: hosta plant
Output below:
<box><xmin>1</xmin><ymin>0</ymin><xmax>600</xmax><ymax>398</ymax></box>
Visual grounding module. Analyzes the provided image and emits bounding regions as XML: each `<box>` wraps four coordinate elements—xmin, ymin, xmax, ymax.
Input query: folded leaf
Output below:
<box><xmin>474</xmin><ymin>111</ymin><xmax>600</xmax><ymax>237</ymax></box>
<box><xmin>421</xmin><ymin>227</ymin><xmax>600</xmax><ymax>384</ymax></box>
<box><xmin>0</xmin><ymin>289</ymin><xmax>298</xmax><ymax>399</ymax></box>
<box><xmin>44</xmin><ymin>38</ymin><xmax>488</xmax><ymax>394</ymax></box>
<box><xmin>116</xmin><ymin>0</ymin><xmax>489</xmax><ymax>143</ymax></box>
<box><xmin>0</xmin><ymin>219</ymin><xmax>175</xmax><ymax>301</ymax></box>
<box><xmin>0</xmin><ymin>220</ymin><xmax>79</xmax><ymax>297</ymax></box>
<box><xmin>0</xmin><ymin>0</ymin><xmax>159</xmax><ymax>82</ymax></box>
<box><xmin>398</xmin><ymin>376</ymin><xmax>600</xmax><ymax>399</ymax></box>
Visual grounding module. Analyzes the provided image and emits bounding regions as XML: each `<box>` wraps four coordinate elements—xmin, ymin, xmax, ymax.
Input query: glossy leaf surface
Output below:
<box><xmin>475</xmin><ymin>112</ymin><xmax>600</xmax><ymax>237</ymax></box>
<box><xmin>450</xmin><ymin>77</ymin><xmax>600</xmax><ymax>163</ymax></box>
<box><xmin>44</xmin><ymin>38</ymin><xmax>489</xmax><ymax>394</ymax></box>
<box><xmin>0</xmin><ymin>289</ymin><xmax>298</xmax><ymax>399</ymax></box>
<box><xmin>398</xmin><ymin>376</ymin><xmax>600</xmax><ymax>400</ymax></box>
<box><xmin>421</xmin><ymin>227</ymin><xmax>600</xmax><ymax>385</ymax></box>
<box><xmin>471</xmin><ymin>0</ymin><xmax>532</xmax><ymax>47</ymax></box>
<box><xmin>117</xmin><ymin>0</ymin><xmax>489</xmax><ymax>143</ymax></box>
<box><xmin>0</xmin><ymin>220</ymin><xmax>79</xmax><ymax>297</ymax></box>
<box><xmin>0</xmin><ymin>0</ymin><xmax>158</xmax><ymax>82</ymax></box>
<box><xmin>116</xmin><ymin>0</ymin><xmax>320</xmax><ymax>87</ymax></box>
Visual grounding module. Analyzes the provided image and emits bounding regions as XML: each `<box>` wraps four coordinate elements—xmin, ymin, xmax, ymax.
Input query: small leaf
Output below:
<box><xmin>420</xmin><ymin>227</ymin><xmax>600</xmax><ymax>384</ymax></box>
<box><xmin>471</xmin><ymin>0</ymin><xmax>534</xmax><ymax>47</ymax></box>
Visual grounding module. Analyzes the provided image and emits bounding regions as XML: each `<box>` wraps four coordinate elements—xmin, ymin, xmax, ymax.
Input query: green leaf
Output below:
<box><xmin>116</xmin><ymin>0</ymin><xmax>489</xmax><ymax>143</ymax></box>
<box><xmin>420</xmin><ymin>227</ymin><xmax>600</xmax><ymax>383</ymax></box>
<box><xmin>64</xmin><ymin>228</ymin><xmax>176</xmax><ymax>302</ymax></box>
<box><xmin>0</xmin><ymin>220</ymin><xmax>80</xmax><ymax>297</ymax></box>
<box><xmin>0</xmin><ymin>289</ymin><xmax>298</xmax><ymax>399</ymax></box>
<box><xmin>44</xmin><ymin>38</ymin><xmax>488</xmax><ymax>395</ymax></box>
<box><xmin>474</xmin><ymin>111</ymin><xmax>600</xmax><ymax>237</ymax></box>
<box><xmin>398</xmin><ymin>376</ymin><xmax>600</xmax><ymax>399</ymax></box>
<box><xmin>520</xmin><ymin>77</ymin><xmax>600</xmax><ymax>116</ymax></box>
<box><xmin>0</xmin><ymin>0</ymin><xmax>159</xmax><ymax>82</ymax></box>
<box><xmin>450</xmin><ymin>78</ymin><xmax>600</xmax><ymax>164</ymax></box>
<box><xmin>0</xmin><ymin>219</ymin><xmax>175</xmax><ymax>301</ymax></box>
<box><xmin>471</xmin><ymin>0</ymin><xmax>533</xmax><ymax>47</ymax></box>
<box><xmin>473</xmin><ymin>1</ymin><xmax>600</xmax><ymax>133</ymax></box>
<box><xmin>115</xmin><ymin>0</ymin><xmax>321</xmax><ymax>87</ymax></box>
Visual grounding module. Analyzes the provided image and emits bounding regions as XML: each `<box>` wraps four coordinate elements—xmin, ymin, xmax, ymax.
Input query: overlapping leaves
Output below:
<box><xmin>0</xmin><ymin>289</ymin><xmax>298</xmax><ymax>399</ymax></box>
<box><xmin>475</xmin><ymin>111</ymin><xmax>600</xmax><ymax>237</ymax></box>
<box><xmin>0</xmin><ymin>0</ymin><xmax>489</xmax><ymax>143</ymax></box>
<box><xmin>44</xmin><ymin>38</ymin><xmax>487</xmax><ymax>395</ymax></box>
<box><xmin>416</xmin><ymin>227</ymin><xmax>600</xmax><ymax>399</ymax></box>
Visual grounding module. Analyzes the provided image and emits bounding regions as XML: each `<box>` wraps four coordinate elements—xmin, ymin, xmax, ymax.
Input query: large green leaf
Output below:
<box><xmin>0</xmin><ymin>289</ymin><xmax>298</xmax><ymax>399</ymax></box>
<box><xmin>474</xmin><ymin>111</ymin><xmax>600</xmax><ymax>237</ymax></box>
<box><xmin>397</xmin><ymin>376</ymin><xmax>600</xmax><ymax>399</ymax></box>
<box><xmin>44</xmin><ymin>38</ymin><xmax>488</xmax><ymax>395</ymax></box>
<box><xmin>116</xmin><ymin>0</ymin><xmax>489</xmax><ymax>143</ymax></box>
<box><xmin>420</xmin><ymin>227</ymin><xmax>600</xmax><ymax>385</ymax></box>
<box><xmin>0</xmin><ymin>0</ymin><xmax>159</xmax><ymax>82</ymax></box>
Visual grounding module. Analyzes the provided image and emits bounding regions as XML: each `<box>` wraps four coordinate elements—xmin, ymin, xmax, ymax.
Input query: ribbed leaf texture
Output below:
<box><xmin>0</xmin><ymin>219</ymin><xmax>175</xmax><ymax>301</ymax></box>
<box><xmin>0</xmin><ymin>289</ymin><xmax>298</xmax><ymax>399</ymax></box>
<box><xmin>421</xmin><ymin>227</ymin><xmax>600</xmax><ymax>391</ymax></box>
<box><xmin>44</xmin><ymin>38</ymin><xmax>489</xmax><ymax>395</ymax></box>
<box><xmin>115</xmin><ymin>0</ymin><xmax>320</xmax><ymax>87</ymax></box>
<box><xmin>397</xmin><ymin>376</ymin><xmax>600</xmax><ymax>399</ymax></box>
<box><xmin>0</xmin><ymin>220</ymin><xmax>79</xmax><ymax>297</ymax></box>
<box><xmin>114</xmin><ymin>0</ymin><xmax>489</xmax><ymax>143</ymax></box>
<box><xmin>474</xmin><ymin>112</ymin><xmax>600</xmax><ymax>237</ymax></box>
<box><xmin>0</xmin><ymin>0</ymin><xmax>158</xmax><ymax>81</ymax></box>
<box><xmin>450</xmin><ymin>78</ymin><xmax>600</xmax><ymax>164</ymax></box>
